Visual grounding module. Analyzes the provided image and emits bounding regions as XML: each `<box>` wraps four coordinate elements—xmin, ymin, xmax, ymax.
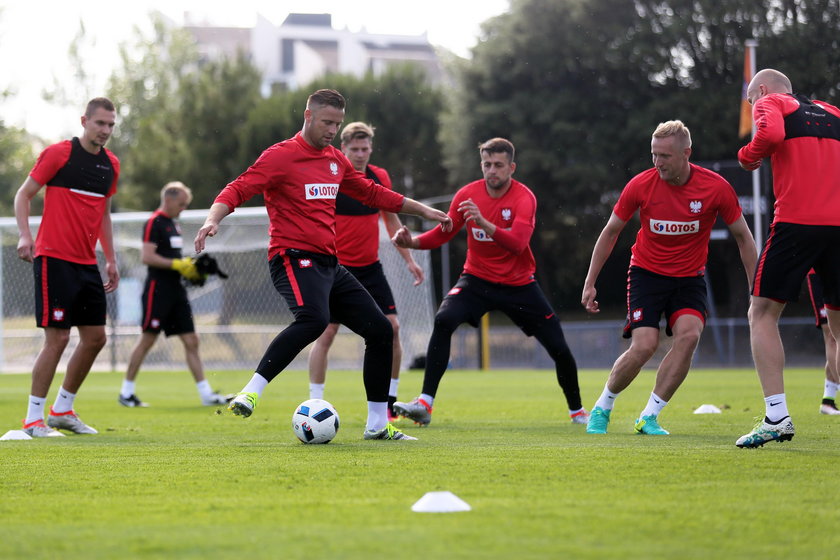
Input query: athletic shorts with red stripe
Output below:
<box><xmin>260</xmin><ymin>249</ymin><xmax>393</xmax><ymax>401</ymax></box>
<box><xmin>753</xmin><ymin>223</ymin><xmax>840</xmax><ymax>307</ymax></box>
<box><xmin>338</xmin><ymin>261</ymin><xmax>397</xmax><ymax>319</ymax></box>
<box><xmin>623</xmin><ymin>266</ymin><xmax>707</xmax><ymax>339</ymax></box>
<box><xmin>806</xmin><ymin>271</ymin><xmax>828</xmax><ymax>328</ymax></box>
<box><xmin>141</xmin><ymin>277</ymin><xmax>195</xmax><ymax>336</ymax></box>
<box><xmin>33</xmin><ymin>256</ymin><xmax>106</xmax><ymax>328</ymax></box>
<box><xmin>420</xmin><ymin>273</ymin><xmax>582</xmax><ymax>410</ymax></box>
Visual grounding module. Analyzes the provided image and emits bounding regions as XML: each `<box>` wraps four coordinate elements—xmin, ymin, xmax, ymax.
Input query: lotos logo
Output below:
<box><xmin>305</xmin><ymin>183</ymin><xmax>339</xmax><ymax>200</ymax></box>
<box><xmin>299</xmin><ymin>259</ymin><xmax>312</xmax><ymax>268</ymax></box>
<box><xmin>650</xmin><ymin>219</ymin><xmax>699</xmax><ymax>235</ymax></box>
<box><xmin>470</xmin><ymin>227</ymin><xmax>494</xmax><ymax>242</ymax></box>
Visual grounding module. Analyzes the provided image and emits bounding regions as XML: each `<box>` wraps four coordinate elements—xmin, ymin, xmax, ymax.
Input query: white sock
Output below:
<box><xmin>120</xmin><ymin>380</ymin><xmax>135</xmax><ymax>399</ymax></box>
<box><xmin>366</xmin><ymin>401</ymin><xmax>388</xmax><ymax>432</ymax></box>
<box><xmin>594</xmin><ymin>385</ymin><xmax>620</xmax><ymax>411</ymax></box>
<box><xmin>389</xmin><ymin>378</ymin><xmax>400</xmax><ymax>398</ymax></box>
<box><xmin>52</xmin><ymin>387</ymin><xmax>76</xmax><ymax>414</ymax></box>
<box><xmin>824</xmin><ymin>381</ymin><xmax>839</xmax><ymax>400</ymax></box>
<box><xmin>419</xmin><ymin>393</ymin><xmax>435</xmax><ymax>407</ymax></box>
<box><xmin>640</xmin><ymin>392</ymin><xmax>668</xmax><ymax>418</ymax></box>
<box><xmin>25</xmin><ymin>395</ymin><xmax>46</xmax><ymax>425</ymax></box>
<box><xmin>242</xmin><ymin>373</ymin><xmax>269</xmax><ymax>396</ymax></box>
<box><xmin>310</xmin><ymin>383</ymin><xmax>325</xmax><ymax>400</ymax></box>
<box><xmin>196</xmin><ymin>380</ymin><xmax>213</xmax><ymax>399</ymax></box>
<box><xmin>764</xmin><ymin>393</ymin><xmax>790</xmax><ymax>423</ymax></box>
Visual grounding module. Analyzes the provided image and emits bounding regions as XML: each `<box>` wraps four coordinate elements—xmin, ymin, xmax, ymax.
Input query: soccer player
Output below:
<box><xmin>736</xmin><ymin>69</ymin><xmax>840</xmax><ymax>447</ymax></box>
<box><xmin>193</xmin><ymin>89</ymin><xmax>452</xmax><ymax>441</ymax></box>
<box><xmin>118</xmin><ymin>181</ymin><xmax>230</xmax><ymax>408</ymax></box>
<box><xmin>13</xmin><ymin>97</ymin><xmax>120</xmax><ymax>437</ymax></box>
<box><xmin>392</xmin><ymin>137</ymin><xmax>588</xmax><ymax>426</ymax></box>
<box><xmin>306</xmin><ymin>122</ymin><xmax>424</xmax><ymax>421</ymax></box>
<box><xmin>805</xmin><ymin>271</ymin><xmax>840</xmax><ymax>416</ymax></box>
<box><xmin>582</xmin><ymin>120</ymin><xmax>756</xmax><ymax>436</ymax></box>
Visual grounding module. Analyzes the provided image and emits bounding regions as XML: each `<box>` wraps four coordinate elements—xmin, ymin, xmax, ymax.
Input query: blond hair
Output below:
<box><xmin>340</xmin><ymin>122</ymin><xmax>375</xmax><ymax>145</ymax></box>
<box><xmin>160</xmin><ymin>181</ymin><xmax>193</xmax><ymax>205</ymax></box>
<box><xmin>652</xmin><ymin>120</ymin><xmax>692</xmax><ymax>149</ymax></box>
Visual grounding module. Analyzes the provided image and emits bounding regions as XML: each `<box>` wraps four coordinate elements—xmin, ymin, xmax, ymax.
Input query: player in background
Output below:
<box><xmin>118</xmin><ymin>182</ymin><xmax>231</xmax><ymax>408</ymax></box>
<box><xmin>392</xmin><ymin>137</ymin><xmax>588</xmax><ymax>426</ymax></box>
<box><xmin>194</xmin><ymin>89</ymin><xmax>452</xmax><ymax>441</ymax></box>
<box><xmin>737</xmin><ymin>69</ymin><xmax>840</xmax><ymax>447</ymax></box>
<box><xmin>307</xmin><ymin>122</ymin><xmax>424</xmax><ymax>421</ymax></box>
<box><xmin>582</xmin><ymin>120</ymin><xmax>756</xmax><ymax>436</ymax></box>
<box><xmin>13</xmin><ymin>97</ymin><xmax>120</xmax><ymax>437</ymax></box>
<box><xmin>805</xmin><ymin>271</ymin><xmax>840</xmax><ymax>416</ymax></box>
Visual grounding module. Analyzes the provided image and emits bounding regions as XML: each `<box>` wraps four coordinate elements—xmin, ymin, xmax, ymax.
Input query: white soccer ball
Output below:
<box><xmin>292</xmin><ymin>399</ymin><xmax>340</xmax><ymax>444</ymax></box>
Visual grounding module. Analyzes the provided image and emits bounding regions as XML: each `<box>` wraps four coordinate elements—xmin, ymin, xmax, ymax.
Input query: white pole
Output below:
<box><xmin>746</xmin><ymin>39</ymin><xmax>762</xmax><ymax>250</ymax></box>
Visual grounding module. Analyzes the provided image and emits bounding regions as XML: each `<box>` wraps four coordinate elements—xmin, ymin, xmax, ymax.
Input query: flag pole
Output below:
<box><xmin>745</xmin><ymin>39</ymin><xmax>762</xmax><ymax>250</ymax></box>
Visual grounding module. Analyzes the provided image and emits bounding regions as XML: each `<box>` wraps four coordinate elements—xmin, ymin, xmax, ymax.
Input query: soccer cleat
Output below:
<box><xmin>21</xmin><ymin>419</ymin><xmax>65</xmax><ymax>438</ymax></box>
<box><xmin>228</xmin><ymin>392</ymin><xmax>258</xmax><ymax>417</ymax></box>
<box><xmin>820</xmin><ymin>399</ymin><xmax>840</xmax><ymax>415</ymax></box>
<box><xmin>202</xmin><ymin>392</ymin><xmax>234</xmax><ymax>406</ymax></box>
<box><xmin>736</xmin><ymin>416</ymin><xmax>795</xmax><ymax>448</ymax></box>
<box><xmin>387</xmin><ymin>409</ymin><xmax>399</xmax><ymax>423</ymax></box>
<box><xmin>47</xmin><ymin>408</ymin><xmax>98</xmax><ymax>434</ymax></box>
<box><xmin>585</xmin><ymin>406</ymin><xmax>611</xmax><ymax>434</ymax></box>
<box><xmin>570</xmin><ymin>409</ymin><xmax>590</xmax><ymax>424</ymax></box>
<box><xmin>634</xmin><ymin>414</ymin><xmax>669</xmax><ymax>435</ymax></box>
<box><xmin>118</xmin><ymin>394</ymin><xmax>148</xmax><ymax>408</ymax></box>
<box><xmin>392</xmin><ymin>398</ymin><xmax>433</xmax><ymax>426</ymax></box>
<box><xmin>363</xmin><ymin>423</ymin><xmax>417</xmax><ymax>440</ymax></box>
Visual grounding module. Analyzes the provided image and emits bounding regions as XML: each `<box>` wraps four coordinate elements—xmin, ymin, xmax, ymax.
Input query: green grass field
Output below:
<box><xmin>1</xmin><ymin>366</ymin><xmax>839</xmax><ymax>559</ymax></box>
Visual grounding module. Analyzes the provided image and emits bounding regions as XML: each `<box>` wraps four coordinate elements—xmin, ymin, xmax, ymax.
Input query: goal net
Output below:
<box><xmin>0</xmin><ymin>207</ymin><xmax>436</xmax><ymax>373</ymax></box>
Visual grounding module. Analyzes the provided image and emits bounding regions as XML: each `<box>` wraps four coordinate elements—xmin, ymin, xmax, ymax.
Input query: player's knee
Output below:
<box><xmin>433</xmin><ymin>310</ymin><xmax>461</xmax><ymax>335</ymax></box>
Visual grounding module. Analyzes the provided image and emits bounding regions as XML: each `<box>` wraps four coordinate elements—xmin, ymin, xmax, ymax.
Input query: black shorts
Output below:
<box><xmin>341</xmin><ymin>261</ymin><xmax>396</xmax><ymax>318</ymax></box>
<box><xmin>439</xmin><ymin>274</ymin><xmax>559</xmax><ymax>337</ymax></box>
<box><xmin>33</xmin><ymin>256</ymin><xmax>106</xmax><ymax>328</ymax></box>
<box><xmin>141</xmin><ymin>277</ymin><xmax>195</xmax><ymax>336</ymax></box>
<box><xmin>753</xmin><ymin>222</ymin><xmax>840</xmax><ymax>306</ymax></box>
<box><xmin>623</xmin><ymin>266</ymin><xmax>707</xmax><ymax>339</ymax></box>
<box><xmin>806</xmin><ymin>271</ymin><xmax>827</xmax><ymax>328</ymax></box>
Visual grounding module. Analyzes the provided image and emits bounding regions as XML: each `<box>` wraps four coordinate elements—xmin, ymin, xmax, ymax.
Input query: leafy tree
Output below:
<box><xmin>0</xmin><ymin>122</ymin><xmax>36</xmax><ymax>215</ymax></box>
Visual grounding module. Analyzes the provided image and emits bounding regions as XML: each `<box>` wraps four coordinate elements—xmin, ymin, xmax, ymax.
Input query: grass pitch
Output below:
<box><xmin>1</xmin><ymin>366</ymin><xmax>839</xmax><ymax>559</ymax></box>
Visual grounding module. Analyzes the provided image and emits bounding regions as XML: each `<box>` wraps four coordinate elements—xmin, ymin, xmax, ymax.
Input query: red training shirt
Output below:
<box><xmin>417</xmin><ymin>178</ymin><xmax>537</xmax><ymax>286</ymax></box>
<box><xmin>334</xmin><ymin>164</ymin><xmax>392</xmax><ymax>267</ymax></box>
<box><xmin>29</xmin><ymin>138</ymin><xmax>120</xmax><ymax>265</ymax></box>
<box><xmin>215</xmin><ymin>133</ymin><xmax>405</xmax><ymax>260</ymax></box>
<box><xmin>614</xmin><ymin>163</ymin><xmax>742</xmax><ymax>277</ymax></box>
<box><xmin>738</xmin><ymin>93</ymin><xmax>840</xmax><ymax>226</ymax></box>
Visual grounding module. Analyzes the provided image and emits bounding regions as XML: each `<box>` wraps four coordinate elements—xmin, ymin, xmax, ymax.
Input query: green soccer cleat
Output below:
<box><xmin>363</xmin><ymin>423</ymin><xmax>417</xmax><ymax>440</ymax></box>
<box><xmin>228</xmin><ymin>392</ymin><xmax>258</xmax><ymax>418</ymax></box>
<box><xmin>586</xmin><ymin>406</ymin><xmax>611</xmax><ymax>434</ymax></box>
<box><xmin>634</xmin><ymin>414</ymin><xmax>669</xmax><ymax>435</ymax></box>
<box><xmin>735</xmin><ymin>416</ymin><xmax>795</xmax><ymax>448</ymax></box>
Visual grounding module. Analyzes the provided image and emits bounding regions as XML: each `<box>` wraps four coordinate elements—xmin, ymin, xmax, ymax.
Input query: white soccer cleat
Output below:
<box><xmin>392</xmin><ymin>397</ymin><xmax>433</xmax><ymax>426</ymax></box>
<box><xmin>820</xmin><ymin>400</ymin><xmax>840</xmax><ymax>415</ymax></box>
<box><xmin>363</xmin><ymin>423</ymin><xmax>417</xmax><ymax>440</ymax></box>
<box><xmin>202</xmin><ymin>392</ymin><xmax>234</xmax><ymax>406</ymax></box>
<box><xmin>21</xmin><ymin>419</ymin><xmax>65</xmax><ymax>438</ymax></box>
<box><xmin>46</xmin><ymin>408</ymin><xmax>98</xmax><ymax>434</ymax></box>
<box><xmin>735</xmin><ymin>416</ymin><xmax>794</xmax><ymax>448</ymax></box>
<box><xmin>570</xmin><ymin>409</ymin><xmax>590</xmax><ymax>424</ymax></box>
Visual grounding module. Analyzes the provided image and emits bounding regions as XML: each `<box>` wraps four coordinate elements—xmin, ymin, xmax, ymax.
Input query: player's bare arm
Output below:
<box><xmin>727</xmin><ymin>215</ymin><xmax>758</xmax><ymax>284</ymax></box>
<box><xmin>458</xmin><ymin>198</ymin><xmax>497</xmax><ymax>238</ymax></box>
<box><xmin>392</xmin><ymin>226</ymin><xmax>419</xmax><ymax>250</ymax></box>
<box><xmin>383</xmin><ymin>212</ymin><xmax>424</xmax><ymax>285</ymax></box>
<box><xmin>100</xmin><ymin>199</ymin><xmax>120</xmax><ymax>293</ymax></box>
<box><xmin>195</xmin><ymin>202</ymin><xmax>232</xmax><ymax>253</ymax></box>
<box><xmin>400</xmin><ymin>198</ymin><xmax>453</xmax><ymax>232</ymax></box>
<box><xmin>14</xmin><ymin>176</ymin><xmax>43</xmax><ymax>262</ymax></box>
<box><xmin>582</xmin><ymin>212</ymin><xmax>627</xmax><ymax>314</ymax></box>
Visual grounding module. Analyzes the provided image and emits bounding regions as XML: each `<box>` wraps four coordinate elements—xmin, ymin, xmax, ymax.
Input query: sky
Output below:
<box><xmin>0</xmin><ymin>0</ymin><xmax>510</xmax><ymax>140</ymax></box>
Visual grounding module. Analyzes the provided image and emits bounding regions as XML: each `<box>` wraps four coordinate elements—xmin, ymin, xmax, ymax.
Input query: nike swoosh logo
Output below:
<box><xmin>653</xmin><ymin>399</ymin><xmax>660</xmax><ymax>404</ymax></box>
<box><xmin>544</xmin><ymin>313</ymin><xmax>555</xmax><ymax>320</ymax></box>
<box><xmin>769</xmin><ymin>401</ymin><xmax>782</xmax><ymax>406</ymax></box>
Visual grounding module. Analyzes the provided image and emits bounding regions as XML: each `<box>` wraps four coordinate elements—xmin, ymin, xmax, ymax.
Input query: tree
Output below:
<box><xmin>0</xmin><ymin>122</ymin><xmax>36</xmax><ymax>214</ymax></box>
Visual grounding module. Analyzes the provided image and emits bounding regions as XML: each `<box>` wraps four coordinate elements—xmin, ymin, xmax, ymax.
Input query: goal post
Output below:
<box><xmin>0</xmin><ymin>207</ymin><xmax>436</xmax><ymax>374</ymax></box>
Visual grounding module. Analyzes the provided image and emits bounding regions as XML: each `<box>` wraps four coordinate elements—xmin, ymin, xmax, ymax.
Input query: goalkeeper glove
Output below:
<box><xmin>171</xmin><ymin>257</ymin><xmax>202</xmax><ymax>282</ymax></box>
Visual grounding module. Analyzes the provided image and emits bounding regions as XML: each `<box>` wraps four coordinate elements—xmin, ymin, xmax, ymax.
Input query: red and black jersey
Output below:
<box><xmin>614</xmin><ymin>164</ymin><xmax>742</xmax><ymax>277</ymax></box>
<box><xmin>738</xmin><ymin>93</ymin><xmax>840</xmax><ymax>226</ymax></box>
<box><xmin>142</xmin><ymin>209</ymin><xmax>183</xmax><ymax>282</ymax></box>
<box><xmin>334</xmin><ymin>164</ymin><xmax>392</xmax><ymax>267</ymax></box>
<box><xmin>29</xmin><ymin>137</ymin><xmax>119</xmax><ymax>265</ymax></box>
<box><xmin>215</xmin><ymin>133</ymin><xmax>404</xmax><ymax>260</ymax></box>
<box><xmin>417</xmin><ymin>179</ymin><xmax>537</xmax><ymax>286</ymax></box>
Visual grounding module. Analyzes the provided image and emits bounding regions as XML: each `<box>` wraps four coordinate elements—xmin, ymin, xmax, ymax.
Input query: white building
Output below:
<box><xmin>185</xmin><ymin>13</ymin><xmax>442</xmax><ymax>95</ymax></box>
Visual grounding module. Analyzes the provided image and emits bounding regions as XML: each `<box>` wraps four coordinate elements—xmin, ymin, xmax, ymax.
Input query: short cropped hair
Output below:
<box><xmin>85</xmin><ymin>97</ymin><xmax>115</xmax><ymax>117</ymax></box>
<box><xmin>307</xmin><ymin>89</ymin><xmax>346</xmax><ymax>111</ymax></box>
<box><xmin>652</xmin><ymin>120</ymin><xmax>692</xmax><ymax>149</ymax></box>
<box><xmin>161</xmin><ymin>181</ymin><xmax>193</xmax><ymax>205</ymax></box>
<box><xmin>478</xmin><ymin>137</ymin><xmax>515</xmax><ymax>162</ymax></box>
<box><xmin>341</xmin><ymin>122</ymin><xmax>375</xmax><ymax>144</ymax></box>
